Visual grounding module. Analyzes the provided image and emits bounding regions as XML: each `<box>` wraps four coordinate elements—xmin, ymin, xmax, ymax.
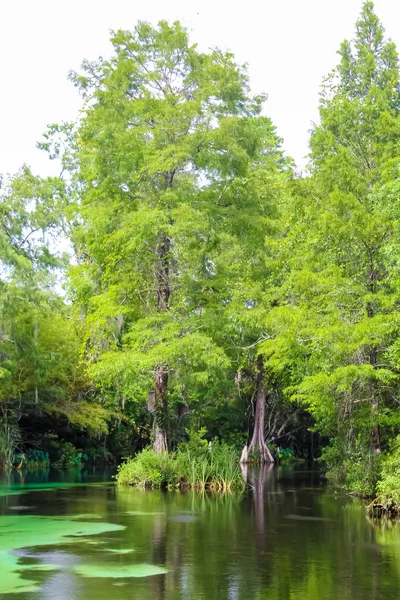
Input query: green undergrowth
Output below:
<box><xmin>117</xmin><ymin>432</ymin><xmax>244</xmax><ymax>491</ymax></box>
<box><xmin>366</xmin><ymin>437</ymin><xmax>400</xmax><ymax>517</ymax></box>
<box><xmin>246</xmin><ymin>445</ymin><xmax>302</xmax><ymax>466</ymax></box>
<box><xmin>320</xmin><ymin>436</ymin><xmax>400</xmax><ymax>518</ymax></box>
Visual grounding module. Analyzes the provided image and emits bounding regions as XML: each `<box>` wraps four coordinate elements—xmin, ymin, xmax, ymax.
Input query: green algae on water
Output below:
<box><xmin>0</xmin><ymin>514</ymin><xmax>124</xmax><ymax>595</ymax></box>
<box><xmin>74</xmin><ymin>563</ymin><xmax>168</xmax><ymax>578</ymax></box>
<box><xmin>0</xmin><ymin>481</ymin><xmax>92</xmax><ymax>498</ymax></box>
<box><xmin>125</xmin><ymin>511</ymin><xmax>165</xmax><ymax>516</ymax></box>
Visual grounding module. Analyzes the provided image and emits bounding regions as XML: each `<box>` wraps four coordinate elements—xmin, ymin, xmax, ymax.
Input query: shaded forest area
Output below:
<box><xmin>2</xmin><ymin>2</ymin><xmax>400</xmax><ymax>503</ymax></box>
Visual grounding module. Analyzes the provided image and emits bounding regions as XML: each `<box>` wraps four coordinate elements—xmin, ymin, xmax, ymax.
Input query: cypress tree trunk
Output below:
<box><xmin>152</xmin><ymin>170</ymin><xmax>175</xmax><ymax>453</ymax></box>
<box><xmin>367</xmin><ymin>280</ymin><xmax>380</xmax><ymax>454</ymax></box>
<box><xmin>152</xmin><ymin>236</ymin><xmax>170</xmax><ymax>453</ymax></box>
<box><xmin>247</xmin><ymin>355</ymin><xmax>274</xmax><ymax>464</ymax></box>
<box><xmin>370</xmin><ymin>346</ymin><xmax>380</xmax><ymax>454</ymax></box>
<box><xmin>153</xmin><ymin>365</ymin><xmax>168</xmax><ymax>453</ymax></box>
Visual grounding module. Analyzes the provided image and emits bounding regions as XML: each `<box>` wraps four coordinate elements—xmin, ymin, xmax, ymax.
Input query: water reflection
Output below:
<box><xmin>0</xmin><ymin>468</ymin><xmax>400</xmax><ymax>599</ymax></box>
<box><xmin>150</xmin><ymin>513</ymin><xmax>167</xmax><ymax>600</ymax></box>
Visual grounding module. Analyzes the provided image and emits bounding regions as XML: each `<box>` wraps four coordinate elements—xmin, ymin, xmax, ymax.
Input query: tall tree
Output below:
<box><xmin>263</xmin><ymin>1</ymin><xmax>400</xmax><ymax>490</ymax></box>
<box><xmin>68</xmin><ymin>20</ymin><xmax>281</xmax><ymax>451</ymax></box>
<box><xmin>0</xmin><ymin>169</ymin><xmax>83</xmax><ymax>426</ymax></box>
<box><xmin>201</xmin><ymin>133</ymin><xmax>290</xmax><ymax>463</ymax></box>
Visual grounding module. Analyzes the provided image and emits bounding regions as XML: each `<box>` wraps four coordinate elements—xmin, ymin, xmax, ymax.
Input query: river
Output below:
<box><xmin>0</xmin><ymin>466</ymin><xmax>399</xmax><ymax>599</ymax></box>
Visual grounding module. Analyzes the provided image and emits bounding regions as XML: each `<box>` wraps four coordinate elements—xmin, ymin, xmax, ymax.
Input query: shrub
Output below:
<box><xmin>376</xmin><ymin>437</ymin><xmax>400</xmax><ymax>507</ymax></box>
<box><xmin>276</xmin><ymin>447</ymin><xmax>298</xmax><ymax>464</ymax></box>
<box><xmin>321</xmin><ymin>436</ymin><xmax>380</xmax><ymax>497</ymax></box>
<box><xmin>117</xmin><ymin>447</ymin><xmax>178</xmax><ymax>487</ymax></box>
<box><xmin>53</xmin><ymin>442</ymin><xmax>85</xmax><ymax>468</ymax></box>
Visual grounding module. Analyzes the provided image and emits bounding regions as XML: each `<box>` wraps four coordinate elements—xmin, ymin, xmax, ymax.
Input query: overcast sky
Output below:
<box><xmin>1</xmin><ymin>0</ymin><xmax>399</xmax><ymax>176</ymax></box>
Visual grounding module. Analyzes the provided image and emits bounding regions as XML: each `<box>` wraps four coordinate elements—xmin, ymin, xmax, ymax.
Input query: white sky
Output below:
<box><xmin>1</xmin><ymin>0</ymin><xmax>399</xmax><ymax>176</ymax></box>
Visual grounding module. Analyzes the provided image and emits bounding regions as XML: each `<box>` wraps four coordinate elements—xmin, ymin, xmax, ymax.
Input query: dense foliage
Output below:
<box><xmin>2</xmin><ymin>2</ymin><xmax>400</xmax><ymax>504</ymax></box>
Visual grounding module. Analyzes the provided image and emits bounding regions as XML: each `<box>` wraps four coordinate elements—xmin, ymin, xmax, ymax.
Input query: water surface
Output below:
<box><xmin>0</xmin><ymin>467</ymin><xmax>399</xmax><ymax>599</ymax></box>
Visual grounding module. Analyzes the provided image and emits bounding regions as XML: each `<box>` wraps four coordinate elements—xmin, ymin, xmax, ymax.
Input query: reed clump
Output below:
<box><xmin>117</xmin><ymin>431</ymin><xmax>244</xmax><ymax>491</ymax></box>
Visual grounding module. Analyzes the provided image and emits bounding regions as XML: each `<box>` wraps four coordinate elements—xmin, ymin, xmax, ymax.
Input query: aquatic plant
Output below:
<box><xmin>117</xmin><ymin>434</ymin><xmax>244</xmax><ymax>491</ymax></box>
<box><xmin>15</xmin><ymin>449</ymin><xmax>50</xmax><ymax>470</ymax></box>
<box><xmin>117</xmin><ymin>447</ymin><xmax>179</xmax><ymax>488</ymax></box>
<box><xmin>0</xmin><ymin>513</ymin><xmax>125</xmax><ymax>594</ymax></box>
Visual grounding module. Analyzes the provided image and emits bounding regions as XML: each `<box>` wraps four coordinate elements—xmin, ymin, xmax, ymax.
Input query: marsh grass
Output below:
<box><xmin>117</xmin><ymin>434</ymin><xmax>244</xmax><ymax>491</ymax></box>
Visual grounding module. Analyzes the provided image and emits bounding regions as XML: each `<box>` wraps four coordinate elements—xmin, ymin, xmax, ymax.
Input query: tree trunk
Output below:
<box><xmin>240</xmin><ymin>444</ymin><xmax>248</xmax><ymax>465</ymax></box>
<box><xmin>367</xmin><ymin>298</ymin><xmax>380</xmax><ymax>455</ymax></box>
<box><xmin>370</xmin><ymin>346</ymin><xmax>380</xmax><ymax>454</ymax></box>
<box><xmin>157</xmin><ymin>235</ymin><xmax>170</xmax><ymax>312</ymax></box>
<box><xmin>152</xmin><ymin>236</ymin><xmax>170</xmax><ymax>452</ymax></box>
<box><xmin>153</xmin><ymin>364</ymin><xmax>168</xmax><ymax>453</ymax></box>
<box><xmin>248</xmin><ymin>355</ymin><xmax>274</xmax><ymax>464</ymax></box>
<box><xmin>151</xmin><ymin>169</ymin><xmax>175</xmax><ymax>452</ymax></box>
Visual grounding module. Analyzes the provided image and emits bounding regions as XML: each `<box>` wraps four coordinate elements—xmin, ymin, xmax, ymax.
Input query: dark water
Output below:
<box><xmin>0</xmin><ymin>466</ymin><xmax>400</xmax><ymax>599</ymax></box>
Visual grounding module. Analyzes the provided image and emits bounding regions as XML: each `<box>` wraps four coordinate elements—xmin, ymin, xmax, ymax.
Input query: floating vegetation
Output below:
<box><xmin>125</xmin><ymin>511</ymin><xmax>165</xmax><ymax>516</ymax></box>
<box><xmin>0</xmin><ymin>514</ymin><xmax>124</xmax><ymax>594</ymax></box>
<box><xmin>60</xmin><ymin>513</ymin><xmax>103</xmax><ymax>520</ymax></box>
<box><xmin>74</xmin><ymin>563</ymin><xmax>167</xmax><ymax>578</ymax></box>
<box><xmin>0</xmin><ymin>481</ymin><xmax>91</xmax><ymax>499</ymax></box>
